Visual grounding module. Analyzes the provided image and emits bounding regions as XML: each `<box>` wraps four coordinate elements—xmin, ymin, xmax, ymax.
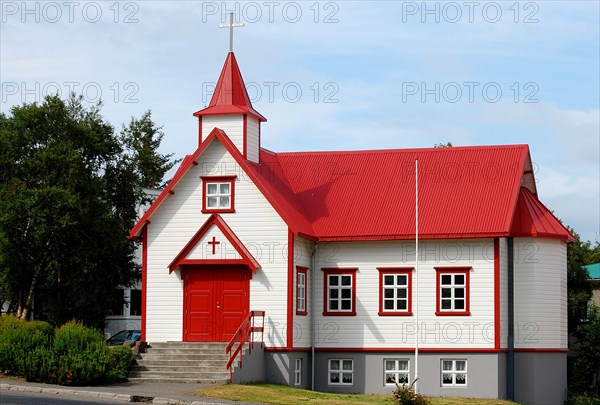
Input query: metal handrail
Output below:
<box><xmin>226</xmin><ymin>310</ymin><xmax>265</xmax><ymax>374</ymax></box>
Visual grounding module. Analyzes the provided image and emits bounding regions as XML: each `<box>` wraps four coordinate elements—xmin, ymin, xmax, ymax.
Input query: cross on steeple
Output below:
<box><xmin>219</xmin><ymin>13</ymin><xmax>244</xmax><ymax>53</ymax></box>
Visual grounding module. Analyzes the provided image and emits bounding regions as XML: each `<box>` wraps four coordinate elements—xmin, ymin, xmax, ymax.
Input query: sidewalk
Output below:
<box><xmin>0</xmin><ymin>378</ymin><xmax>257</xmax><ymax>404</ymax></box>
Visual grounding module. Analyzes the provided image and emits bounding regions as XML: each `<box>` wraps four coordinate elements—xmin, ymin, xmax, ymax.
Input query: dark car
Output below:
<box><xmin>107</xmin><ymin>329</ymin><xmax>141</xmax><ymax>346</ymax></box>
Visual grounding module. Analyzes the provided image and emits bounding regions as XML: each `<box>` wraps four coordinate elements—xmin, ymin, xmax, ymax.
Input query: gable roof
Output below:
<box><xmin>168</xmin><ymin>213</ymin><xmax>260</xmax><ymax>273</ymax></box>
<box><xmin>193</xmin><ymin>52</ymin><xmax>267</xmax><ymax>122</ymax></box>
<box><xmin>272</xmin><ymin>144</ymin><xmax>562</xmax><ymax>241</ymax></box>
<box><xmin>130</xmin><ymin>136</ymin><xmax>572</xmax><ymax>243</ymax></box>
<box><xmin>129</xmin><ymin>127</ymin><xmax>314</xmax><ymax>239</ymax></box>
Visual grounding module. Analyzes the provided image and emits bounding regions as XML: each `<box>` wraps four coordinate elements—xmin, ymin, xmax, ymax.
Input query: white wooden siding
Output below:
<box><xmin>293</xmin><ymin>236</ymin><xmax>314</xmax><ymax>348</ymax></box>
<box><xmin>513</xmin><ymin>238</ymin><xmax>567</xmax><ymax>349</ymax></box>
<box><xmin>246</xmin><ymin>117</ymin><xmax>260</xmax><ymax>163</ymax></box>
<box><xmin>313</xmin><ymin>239</ymin><xmax>497</xmax><ymax>349</ymax></box>
<box><xmin>145</xmin><ymin>139</ymin><xmax>289</xmax><ymax>345</ymax></box>
<box><xmin>186</xmin><ymin>225</ymin><xmax>242</xmax><ymax>261</ymax></box>
<box><xmin>201</xmin><ymin>115</ymin><xmax>244</xmax><ymax>155</ymax></box>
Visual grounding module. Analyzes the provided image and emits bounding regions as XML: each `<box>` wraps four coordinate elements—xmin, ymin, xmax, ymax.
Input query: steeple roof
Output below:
<box><xmin>193</xmin><ymin>52</ymin><xmax>266</xmax><ymax>122</ymax></box>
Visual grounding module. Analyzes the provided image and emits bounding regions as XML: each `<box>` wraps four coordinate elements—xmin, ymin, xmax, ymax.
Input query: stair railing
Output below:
<box><xmin>225</xmin><ymin>310</ymin><xmax>265</xmax><ymax>375</ymax></box>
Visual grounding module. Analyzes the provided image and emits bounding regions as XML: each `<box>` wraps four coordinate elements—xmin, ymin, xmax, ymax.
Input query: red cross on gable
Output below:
<box><xmin>207</xmin><ymin>236</ymin><xmax>220</xmax><ymax>255</ymax></box>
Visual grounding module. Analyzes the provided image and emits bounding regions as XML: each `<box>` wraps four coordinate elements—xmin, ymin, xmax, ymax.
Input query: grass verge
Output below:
<box><xmin>195</xmin><ymin>382</ymin><xmax>519</xmax><ymax>405</ymax></box>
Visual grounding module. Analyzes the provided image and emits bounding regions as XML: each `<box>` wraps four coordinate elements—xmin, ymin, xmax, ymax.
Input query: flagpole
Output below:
<box><xmin>415</xmin><ymin>157</ymin><xmax>419</xmax><ymax>393</ymax></box>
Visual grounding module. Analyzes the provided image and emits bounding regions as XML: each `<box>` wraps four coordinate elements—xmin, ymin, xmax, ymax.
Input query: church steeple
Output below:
<box><xmin>193</xmin><ymin>52</ymin><xmax>266</xmax><ymax>123</ymax></box>
<box><xmin>193</xmin><ymin>15</ymin><xmax>266</xmax><ymax>163</ymax></box>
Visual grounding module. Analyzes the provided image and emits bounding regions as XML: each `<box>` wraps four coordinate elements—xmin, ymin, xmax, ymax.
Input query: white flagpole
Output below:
<box><xmin>415</xmin><ymin>157</ymin><xmax>419</xmax><ymax>393</ymax></box>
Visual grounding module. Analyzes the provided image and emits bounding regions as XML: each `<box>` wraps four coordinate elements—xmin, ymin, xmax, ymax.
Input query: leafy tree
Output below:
<box><xmin>0</xmin><ymin>94</ymin><xmax>176</xmax><ymax>329</ymax></box>
<box><xmin>434</xmin><ymin>142</ymin><xmax>453</xmax><ymax>148</ymax></box>
<box><xmin>571</xmin><ymin>306</ymin><xmax>600</xmax><ymax>394</ymax></box>
<box><xmin>567</xmin><ymin>227</ymin><xmax>598</xmax><ymax>334</ymax></box>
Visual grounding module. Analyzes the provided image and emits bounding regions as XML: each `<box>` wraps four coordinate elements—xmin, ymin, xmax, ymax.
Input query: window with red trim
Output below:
<box><xmin>377</xmin><ymin>267</ymin><xmax>413</xmax><ymax>316</ymax></box>
<box><xmin>322</xmin><ymin>268</ymin><xmax>357</xmax><ymax>316</ymax></box>
<box><xmin>201</xmin><ymin>176</ymin><xmax>235</xmax><ymax>213</ymax></box>
<box><xmin>296</xmin><ymin>266</ymin><xmax>308</xmax><ymax>316</ymax></box>
<box><xmin>435</xmin><ymin>267</ymin><xmax>471</xmax><ymax>316</ymax></box>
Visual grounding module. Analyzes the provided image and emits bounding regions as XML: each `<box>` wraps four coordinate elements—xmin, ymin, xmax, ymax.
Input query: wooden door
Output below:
<box><xmin>184</xmin><ymin>266</ymin><xmax>249</xmax><ymax>342</ymax></box>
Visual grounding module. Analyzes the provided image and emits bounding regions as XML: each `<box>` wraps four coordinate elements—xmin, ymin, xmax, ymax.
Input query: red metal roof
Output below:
<box><xmin>272</xmin><ymin>145</ymin><xmax>533</xmax><ymax>240</ymax></box>
<box><xmin>131</xmin><ymin>138</ymin><xmax>572</xmax><ymax>243</ymax></box>
<box><xmin>193</xmin><ymin>52</ymin><xmax>266</xmax><ymax>122</ymax></box>
<box><xmin>510</xmin><ymin>187</ymin><xmax>574</xmax><ymax>242</ymax></box>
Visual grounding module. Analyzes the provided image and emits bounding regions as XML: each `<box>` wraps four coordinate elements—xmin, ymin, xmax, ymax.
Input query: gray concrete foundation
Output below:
<box><xmin>514</xmin><ymin>352</ymin><xmax>567</xmax><ymax>405</ymax></box>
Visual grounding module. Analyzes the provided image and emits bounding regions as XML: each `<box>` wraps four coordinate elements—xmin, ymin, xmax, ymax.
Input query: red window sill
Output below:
<box><xmin>201</xmin><ymin>208</ymin><xmax>235</xmax><ymax>214</ymax></box>
<box><xmin>436</xmin><ymin>311</ymin><xmax>471</xmax><ymax>316</ymax></box>
<box><xmin>323</xmin><ymin>311</ymin><xmax>356</xmax><ymax>317</ymax></box>
<box><xmin>378</xmin><ymin>311</ymin><xmax>413</xmax><ymax>317</ymax></box>
<box><xmin>296</xmin><ymin>310</ymin><xmax>308</xmax><ymax>316</ymax></box>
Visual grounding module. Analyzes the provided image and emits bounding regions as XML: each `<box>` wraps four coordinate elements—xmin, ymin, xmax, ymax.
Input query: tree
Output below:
<box><xmin>434</xmin><ymin>142</ymin><xmax>453</xmax><ymax>148</ymax></box>
<box><xmin>0</xmin><ymin>94</ymin><xmax>177</xmax><ymax>329</ymax></box>
<box><xmin>120</xmin><ymin>111</ymin><xmax>179</xmax><ymax>190</ymax></box>
<box><xmin>567</xmin><ymin>227</ymin><xmax>599</xmax><ymax>334</ymax></box>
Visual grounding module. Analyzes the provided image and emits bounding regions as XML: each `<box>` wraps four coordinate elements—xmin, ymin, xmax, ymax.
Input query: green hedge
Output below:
<box><xmin>0</xmin><ymin>316</ymin><xmax>133</xmax><ymax>385</ymax></box>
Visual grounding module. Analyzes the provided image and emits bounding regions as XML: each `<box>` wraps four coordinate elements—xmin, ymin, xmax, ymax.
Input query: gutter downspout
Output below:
<box><xmin>310</xmin><ymin>242</ymin><xmax>318</xmax><ymax>391</ymax></box>
<box><xmin>507</xmin><ymin>237</ymin><xmax>515</xmax><ymax>401</ymax></box>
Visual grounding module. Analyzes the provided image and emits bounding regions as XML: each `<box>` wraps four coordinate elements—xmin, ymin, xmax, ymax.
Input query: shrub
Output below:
<box><xmin>392</xmin><ymin>379</ymin><xmax>431</xmax><ymax>405</ymax></box>
<box><xmin>0</xmin><ymin>316</ymin><xmax>53</xmax><ymax>376</ymax></box>
<box><xmin>107</xmin><ymin>345</ymin><xmax>135</xmax><ymax>382</ymax></box>
<box><xmin>52</xmin><ymin>321</ymin><xmax>110</xmax><ymax>385</ymax></box>
<box><xmin>568</xmin><ymin>393</ymin><xmax>600</xmax><ymax>405</ymax></box>
<box><xmin>0</xmin><ymin>317</ymin><xmax>133</xmax><ymax>385</ymax></box>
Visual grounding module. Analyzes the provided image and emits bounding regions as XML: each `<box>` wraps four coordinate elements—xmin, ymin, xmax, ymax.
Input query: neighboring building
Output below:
<box><xmin>584</xmin><ymin>263</ymin><xmax>600</xmax><ymax>308</ymax></box>
<box><xmin>129</xmin><ymin>51</ymin><xmax>573</xmax><ymax>405</ymax></box>
<box><xmin>105</xmin><ymin>188</ymin><xmax>161</xmax><ymax>338</ymax></box>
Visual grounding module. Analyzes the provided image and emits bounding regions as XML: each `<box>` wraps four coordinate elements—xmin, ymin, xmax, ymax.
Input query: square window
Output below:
<box><xmin>441</xmin><ymin>359</ymin><xmax>467</xmax><ymax>387</ymax></box>
<box><xmin>384</xmin><ymin>359</ymin><xmax>410</xmax><ymax>386</ymax></box>
<box><xmin>201</xmin><ymin>176</ymin><xmax>235</xmax><ymax>213</ymax></box>
<box><xmin>329</xmin><ymin>359</ymin><xmax>353</xmax><ymax>385</ymax></box>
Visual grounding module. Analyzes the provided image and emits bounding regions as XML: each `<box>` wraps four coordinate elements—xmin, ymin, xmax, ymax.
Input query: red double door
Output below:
<box><xmin>183</xmin><ymin>265</ymin><xmax>250</xmax><ymax>342</ymax></box>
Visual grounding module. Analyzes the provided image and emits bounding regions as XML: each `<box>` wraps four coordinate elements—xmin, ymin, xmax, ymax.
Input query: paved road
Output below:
<box><xmin>0</xmin><ymin>391</ymin><xmax>123</xmax><ymax>405</ymax></box>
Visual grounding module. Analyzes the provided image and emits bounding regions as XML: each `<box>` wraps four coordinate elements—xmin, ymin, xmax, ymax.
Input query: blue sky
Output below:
<box><xmin>1</xmin><ymin>1</ymin><xmax>599</xmax><ymax>242</ymax></box>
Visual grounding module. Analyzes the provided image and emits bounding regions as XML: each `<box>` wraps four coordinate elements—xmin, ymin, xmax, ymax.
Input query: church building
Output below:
<box><xmin>129</xmin><ymin>48</ymin><xmax>572</xmax><ymax>404</ymax></box>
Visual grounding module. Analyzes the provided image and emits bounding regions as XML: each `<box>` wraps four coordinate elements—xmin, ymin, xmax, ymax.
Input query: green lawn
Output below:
<box><xmin>195</xmin><ymin>383</ymin><xmax>519</xmax><ymax>405</ymax></box>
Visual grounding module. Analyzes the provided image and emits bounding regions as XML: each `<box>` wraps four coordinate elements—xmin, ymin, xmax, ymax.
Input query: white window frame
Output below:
<box><xmin>296</xmin><ymin>267</ymin><xmax>307</xmax><ymax>315</ymax></box>
<box><xmin>328</xmin><ymin>359</ymin><xmax>353</xmax><ymax>385</ymax></box>
<box><xmin>327</xmin><ymin>274</ymin><xmax>353</xmax><ymax>313</ymax></box>
<box><xmin>294</xmin><ymin>358</ymin><xmax>302</xmax><ymax>386</ymax></box>
<box><xmin>205</xmin><ymin>182</ymin><xmax>232</xmax><ymax>210</ymax></box>
<box><xmin>384</xmin><ymin>359</ymin><xmax>410</xmax><ymax>386</ymax></box>
<box><xmin>441</xmin><ymin>359</ymin><xmax>467</xmax><ymax>387</ymax></box>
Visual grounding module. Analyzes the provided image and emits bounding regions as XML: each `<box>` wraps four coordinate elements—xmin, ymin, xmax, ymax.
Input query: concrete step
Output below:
<box><xmin>128</xmin><ymin>370</ymin><xmax>230</xmax><ymax>380</ymax></box>
<box><xmin>132</xmin><ymin>365</ymin><xmax>228</xmax><ymax>372</ymax></box>
<box><xmin>143</xmin><ymin>348</ymin><xmax>227</xmax><ymax>355</ymax></box>
<box><xmin>128</xmin><ymin>377</ymin><xmax>229</xmax><ymax>384</ymax></box>
<box><xmin>139</xmin><ymin>354</ymin><xmax>229</xmax><ymax>361</ymax></box>
<box><xmin>135</xmin><ymin>359</ymin><xmax>228</xmax><ymax>367</ymax></box>
<box><xmin>148</xmin><ymin>342</ymin><xmax>228</xmax><ymax>350</ymax></box>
